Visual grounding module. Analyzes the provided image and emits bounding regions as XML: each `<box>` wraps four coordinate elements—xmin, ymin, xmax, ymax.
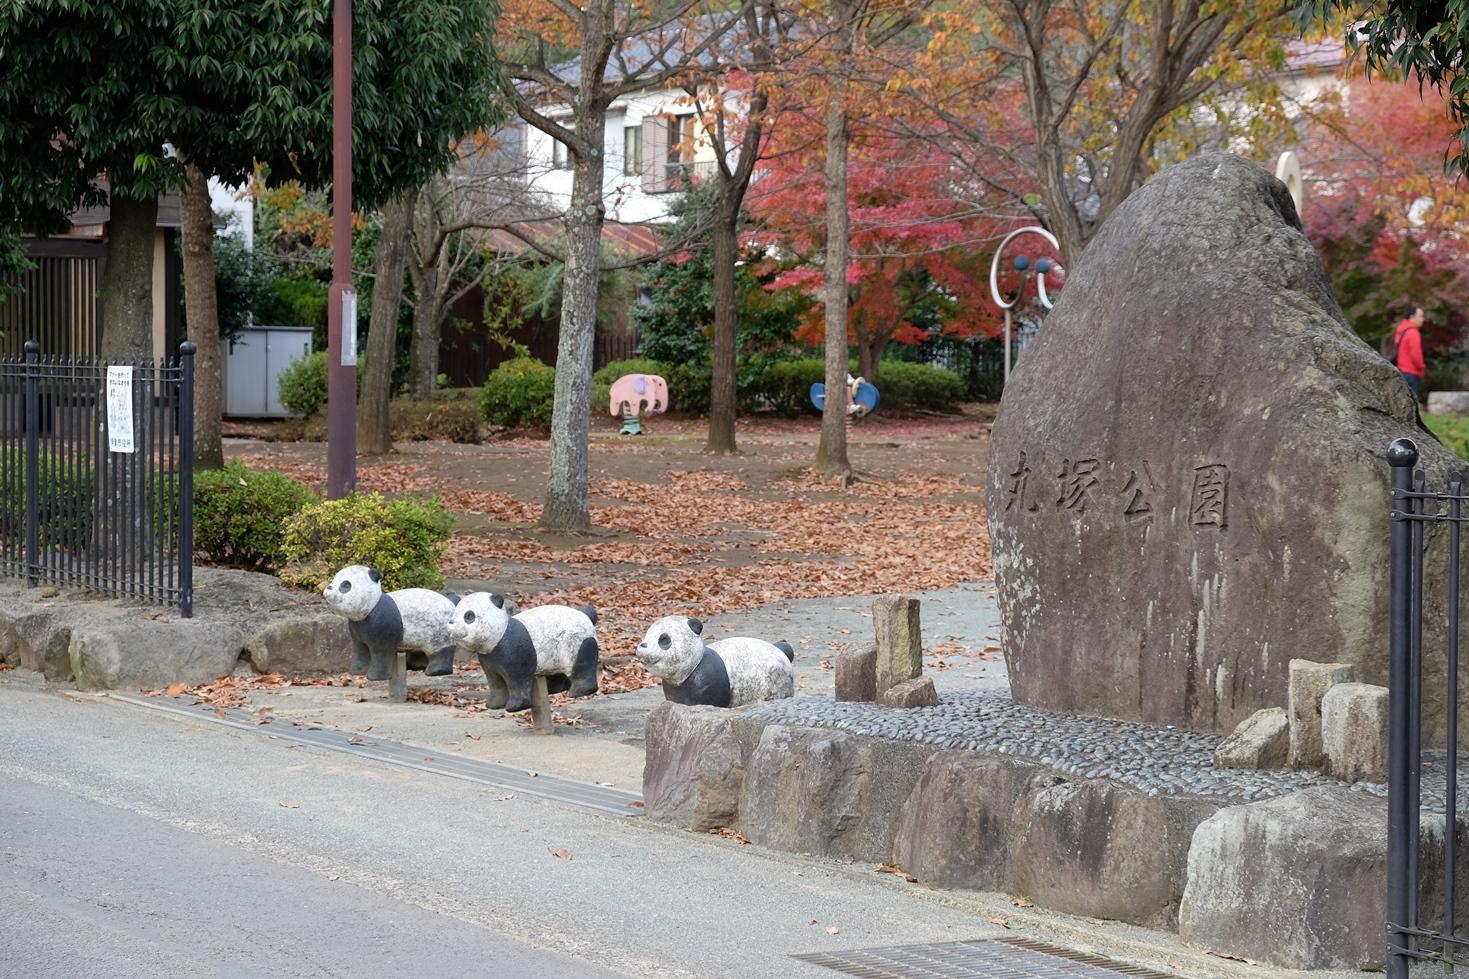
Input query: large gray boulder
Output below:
<box><xmin>988</xmin><ymin>152</ymin><xmax>1460</xmax><ymax>734</ymax></box>
<box><xmin>642</xmin><ymin>703</ymin><xmax>762</xmax><ymax>831</ymax></box>
<box><xmin>1012</xmin><ymin>779</ymin><xmax>1217</xmax><ymax>928</ymax></box>
<box><xmin>891</xmin><ymin>751</ymin><xmax>1054</xmax><ymax>891</ymax></box>
<box><xmin>735</xmin><ymin>725</ymin><xmax>934</xmax><ymax>862</ymax></box>
<box><xmin>1180</xmin><ymin>787</ymin><xmax>1387</xmax><ymax>968</ymax></box>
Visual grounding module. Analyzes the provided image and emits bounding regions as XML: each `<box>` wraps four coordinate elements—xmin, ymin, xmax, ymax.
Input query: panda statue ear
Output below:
<box><xmin>490</xmin><ymin>593</ymin><xmax>504</xmax><ymax>609</ymax></box>
<box><xmin>367</xmin><ymin>567</ymin><xmax>382</xmax><ymax>583</ymax></box>
<box><xmin>687</xmin><ymin>617</ymin><xmax>703</xmax><ymax>635</ymax></box>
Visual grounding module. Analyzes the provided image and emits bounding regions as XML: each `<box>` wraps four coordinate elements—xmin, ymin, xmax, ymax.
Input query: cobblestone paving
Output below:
<box><xmin>746</xmin><ymin>690</ymin><xmax>1469</xmax><ymax>810</ymax></box>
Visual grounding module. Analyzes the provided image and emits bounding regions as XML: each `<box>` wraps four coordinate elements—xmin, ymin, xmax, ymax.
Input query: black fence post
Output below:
<box><xmin>1388</xmin><ymin>436</ymin><xmax>1419</xmax><ymax>979</ymax></box>
<box><xmin>23</xmin><ymin>340</ymin><xmax>39</xmax><ymax>587</ymax></box>
<box><xmin>178</xmin><ymin>342</ymin><xmax>195</xmax><ymax>618</ymax></box>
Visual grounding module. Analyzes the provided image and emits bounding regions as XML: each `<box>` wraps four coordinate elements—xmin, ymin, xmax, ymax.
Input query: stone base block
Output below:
<box><xmin>1214</xmin><ymin>707</ymin><xmax>1289</xmax><ymax>770</ymax></box>
<box><xmin>878</xmin><ymin>676</ymin><xmax>938</xmax><ymax>708</ymax></box>
<box><xmin>834</xmin><ymin>644</ymin><xmax>877</xmax><ymax>702</ymax></box>
<box><xmin>1288</xmin><ymin>659</ymin><xmax>1354</xmax><ymax>769</ymax></box>
<box><xmin>1321</xmin><ymin>683</ymin><xmax>1389</xmax><ymax>783</ymax></box>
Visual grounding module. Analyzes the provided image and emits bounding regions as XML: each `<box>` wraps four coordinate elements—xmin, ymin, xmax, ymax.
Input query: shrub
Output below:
<box><xmin>755</xmin><ymin>358</ymin><xmax>828</xmax><ymax>416</ymax></box>
<box><xmin>874</xmin><ymin>360</ymin><xmax>966</xmax><ymax>412</ymax></box>
<box><xmin>390</xmin><ymin>397</ymin><xmax>482</xmax><ymax>443</ymax></box>
<box><xmin>1426</xmin><ymin>413</ymin><xmax>1469</xmax><ymax>460</ymax></box>
<box><xmin>280</xmin><ymin>492</ymin><xmax>454</xmax><ymax>591</ymax></box>
<box><xmin>480</xmin><ymin>357</ymin><xmax>557</xmax><ymax>430</ymax></box>
<box><xmin>193</xmin><ymin>461</ymin><xmax>317</xmax><ymax>571</ymax></box>
<box><xmin>0</xmin><ymin>450</ymin><xmax>94</xmax><ymax>545</ymax></box>
<box><xmin>256</xmin><ymin>275</ymin><xmax>330</xmax><ymax>333</ymax></box>
<box><xmin>277</xmin><ymin>351</ymin><xmax>329</xmax><ymax>418</ymax></box>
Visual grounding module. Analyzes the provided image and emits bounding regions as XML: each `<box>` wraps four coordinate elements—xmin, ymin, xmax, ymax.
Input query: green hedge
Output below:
<box><xmin>391</xmin><ymin>396</ymin><xmax>482</xmax><ymax>443</ymax></box>
<box><xmin>280</xmin><ymin>492</ymin><xmax>454</xmax><ymax>591</ymax></box>
<box><xmin>0</xmin><ymin>451</ymin><xmax>95</xmax><ymax>545</ymax></box>
<box><xmin>277</xmin><ymin>351</ymin><xmax>330</xmax><ymax>418</ymax></box>
<box><xmin>755</xmin><ymin>358</ymin><xmax>829</xmax><ymax>417</ymax></box>
<box><xmin>480</xmin><ymin>357</ymin><xmax>556</xmax><ymax>430</ymax></box>
<box><xmin>193</xmin><ymin>461</ymin><xmax>318</xmax><ymax>572</ymax></box>
<box><xmin>872</xmin><ymin>360</ymin><xmax>966</xmax><ymax>411</ymax></box>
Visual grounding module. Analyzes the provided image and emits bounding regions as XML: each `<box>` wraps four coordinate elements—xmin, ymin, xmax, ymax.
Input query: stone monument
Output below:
<box><xmin>987</xmin><ymin>152</ymin><xmax>1462</xmax><ymax>734</ymax></box>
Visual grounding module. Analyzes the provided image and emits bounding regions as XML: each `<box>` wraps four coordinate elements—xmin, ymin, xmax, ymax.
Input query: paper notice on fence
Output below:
<box><xmin>106</xmin><ymin>366</ymin><xmax>135</xmax><ymax>453</ymax></box>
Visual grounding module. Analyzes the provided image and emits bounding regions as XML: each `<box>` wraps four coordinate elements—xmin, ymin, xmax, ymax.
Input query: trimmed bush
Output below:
<box><xmin>194</xmin><ymin>461</ymin><xmax>317</xmax><ymax>572</ymax></box>
<box><xmin>755</xmin><ymin>358</ymin><xmax>829</xmax><ymax>416</ymax></box>
<box><xmin>0</xmin><ymin>450</ymin><xmax>95</xmax><ymax>545</ymax></box>
<box><xmin>277</xmin><ymin>351</ymin><xmax>329</xmax><ymax>418</ymax></box>
<box><xmin>874</xmin><ymin>360</ymin><xmax>965</xmax><ymax>411</ymax></box>
<box><xmin>256</xmin><ymin>275</ymin><xmax>330</xmax><ymax>333</ymax></box>
<box><xmin>480</xmin><ymin>357</ymin><xmax>557</xmax><ymax>430</ymax></box>
<box><xmin>279</xmin><ymin>492</ymin><xmax>454</xmax><ymax>591</ymax></box>
<box><xmin>390</xmin><ymin>397</ymin><xmax>482</xmax><ymax>444</ymax></box>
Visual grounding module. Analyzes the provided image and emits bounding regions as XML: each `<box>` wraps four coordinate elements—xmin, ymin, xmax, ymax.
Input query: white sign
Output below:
<box><xmin>106</xmin><ymin>366</ymin><xmax>135</xmax><ymax>454</ymax></box>
<box><xmin>341</xmin><ymin>289</ymin><xmax>358</xmax><ymax>366</ymax></box>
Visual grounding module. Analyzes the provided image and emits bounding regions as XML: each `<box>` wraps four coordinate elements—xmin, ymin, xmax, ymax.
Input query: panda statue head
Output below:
<box><xmin>447</xmin><ymin>592</ymin><xmax>511</xmax><ymax>652</ymax></box>
<box><xmin>636</xmin><ymin>615</ymin><xmax>704</xmax><ymax>685</ymax></box>
<box><xmin>322</xmin><ymin>565</ymin><xmax>384</xmax><ymax>622</ymax></box>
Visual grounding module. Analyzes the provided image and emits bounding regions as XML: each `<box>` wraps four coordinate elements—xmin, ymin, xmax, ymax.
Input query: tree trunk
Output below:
<box><xmin>357</xmin><ymin>192</ymin><xmax>413</xmax><ymax>455</ymax></box>
<box><xmin>408</xmin><ymin>263</ymin><xmax>441</xmax><ymax>399</ymax></box>
<box><xmin>180</xmin><ymin>165</ymin><xmax>225</xmax><ymax>471</ymax></box>
<box><xmin>815</xmin><ymin>18</ymin><xmax>854</xmax><ymax>480</ymax></box>
<box><xmin>540</xmin><ymin>144</ymin><xmax>603</xmax><ymax>533</ymax></box>
<box><xmin>704</xmin><ymin>207</ymin><xmax>740</xmax><ymax>455</ymax></box>
<box><xmin>857</xmin><ymin>337</ymin><xmax>876</xmax><ymax>386</ymax></box>
<box><xmin>100</xmin><ymin>194</ymin><xmax>158</xmax><ymax>362</ymax></box>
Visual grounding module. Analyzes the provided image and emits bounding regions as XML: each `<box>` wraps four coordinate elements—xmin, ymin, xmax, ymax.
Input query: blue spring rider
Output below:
<box><xmin>810</xmin><ymin>374</ymin><xmax>880</xmax><ymax>419</ymax></box>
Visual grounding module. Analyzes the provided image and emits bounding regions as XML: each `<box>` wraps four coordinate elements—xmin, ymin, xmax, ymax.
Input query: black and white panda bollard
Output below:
<box><xmin>635</xmin><ymin>616</ymin><xmax>796</xmax><ymax>708</ymax></box>
<box><xmin>321</xmin><ymin>565</ymin><xmax>460</xmax><ymax>701</ymax></box>
<box><xmin>447</xmin><ymin>593</ymin><xmax>600</xmax><ymax>724</ymax></box>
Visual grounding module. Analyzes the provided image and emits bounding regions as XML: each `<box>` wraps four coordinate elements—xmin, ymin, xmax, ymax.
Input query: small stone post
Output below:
<box><xmin>388</xmin><ymin>650</ymin><xmax>408</xmax><ymax>703</ymax></box>
<box><xmin>873</xmin><ymin>594</ymin><xmax>923</xmax><ymax>699</ymax></box>
<box><xmin>530</xmin><ymin>675</ymin><xmax>555</xmax><ymax>735</ymax></box>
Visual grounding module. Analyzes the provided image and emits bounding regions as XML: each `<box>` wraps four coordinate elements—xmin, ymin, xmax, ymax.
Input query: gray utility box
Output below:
<box><xmin>225</xmin><ymin>325</ymin><xmax>313</xmax><ymax>418</ymax></box>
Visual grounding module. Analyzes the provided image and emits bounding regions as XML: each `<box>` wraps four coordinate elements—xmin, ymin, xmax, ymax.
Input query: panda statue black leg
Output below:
<box><xmin>483</xmin><ymin>669</ymin><xmax>509</xmax><ymax>710</ymax></box>
<box><xmin>425</xmin><ymin>646</ymin><xmax>455</xmax><ymax>677</ymax></box>
<box><xmin>348</xmin><ymin>640</ymin><xmax>371</xmax><ymax>676</ymax></box>
<box><xmin>503</xmin><ymin>677</ymin><xmax>535</xmax><ymax>713</ymax></box>
<box><xmin>366</xmin><ymin>645</ymin><xmax>394</xmax><ymax>681</ymax></box>
<box><xmin>569</xmin><ymin>636</ymin><xmax>600</xmax><ymax>698</ymax></box>
<box><xmin>546</xmin><ymin>675</ymin><xmax>571</xmax><ymax>695</ymax></box>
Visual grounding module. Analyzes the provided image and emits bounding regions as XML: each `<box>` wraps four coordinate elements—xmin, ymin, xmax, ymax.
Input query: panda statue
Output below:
<box><xmin>636</xmin><ymin>616</ymin><xmax>796</xmax><ymax>708</ymax></box>
<box><xmin>447</xmin><ymin>593</ymin><xmax>600</xmax><ymax>712</ymax></box>
<box><xmin>321</xmin><ymin>565</ymin><xmax>459</xmax><ymax>681</ymax></box>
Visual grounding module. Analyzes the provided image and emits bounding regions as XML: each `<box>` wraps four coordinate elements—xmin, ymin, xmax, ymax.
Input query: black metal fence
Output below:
<box><xmin>1388</xmin><ymin>436</ymin><xmax>1466</xmax><ymax>975</ymax></box>
<box><xmin>0</xmin><ymin>340</ymin><xmax>195</xmax><ymax>615</ymax></box>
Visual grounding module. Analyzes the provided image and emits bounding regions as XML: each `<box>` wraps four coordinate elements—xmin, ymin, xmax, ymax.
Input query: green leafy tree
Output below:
<box><xmin>0</xmin><ymin>0</ymin><xmax>504</xmax><ymax>462</ymax></box>
<box><xmin>1296</xmin><ymin>1</ymin><xmax>1469</xmax><ymax>177</ymax></box>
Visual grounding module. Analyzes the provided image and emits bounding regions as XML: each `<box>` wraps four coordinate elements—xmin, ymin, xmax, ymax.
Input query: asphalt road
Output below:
<box><xmin>0</xmin><ymin>674</ymin><xmax>1012</xmax><ymax>979</ymax></box>
<box><xmin>0</xmin><ymin>776</ymin><xmax>617</xmax><ymax>979</ymax></box>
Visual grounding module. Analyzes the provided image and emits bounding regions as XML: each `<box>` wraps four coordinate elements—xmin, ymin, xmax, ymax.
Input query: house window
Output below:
<box><xmin>552</xmin><ymin>139</ymin><xmax>572</xmax><ymax>170</ymax></box>
<box><xmin>623</xmin><ymin>125</ymin><xmax>643</xmax><ymax>176</ymax></box>
<box><xmin>666</xmin><ymin>115</ymin><xmax>695</xmax><ymax>166</ymax></box>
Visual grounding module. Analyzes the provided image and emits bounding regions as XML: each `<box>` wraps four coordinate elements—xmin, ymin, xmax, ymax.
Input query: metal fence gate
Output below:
<box><xmin>0</xmin><ymin>340</ymin><xmax>195</xmax><ymax>615</ymax></box>
<box><xmin>1388</xmin><ymin>436</ymin><xmax>1467</xmax><ymax>975</ymax></box>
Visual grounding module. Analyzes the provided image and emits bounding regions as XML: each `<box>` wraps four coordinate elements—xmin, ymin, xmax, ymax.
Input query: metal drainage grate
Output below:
<box><xmin>794</xmin><ymin>937</ymin><xmax>1182</xmax><ymax>979</ymax></box>
<box><xmin>107</xmin><ymin>692</ymin><xmax>644</xmax><ymax>818</ymax></box>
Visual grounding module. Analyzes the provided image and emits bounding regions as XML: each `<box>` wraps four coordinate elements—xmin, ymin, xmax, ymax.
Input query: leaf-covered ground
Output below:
<box><xmin>232</xmin><ymin>410</ymin><xmax>994</xmax><ymax>690</ymax></box>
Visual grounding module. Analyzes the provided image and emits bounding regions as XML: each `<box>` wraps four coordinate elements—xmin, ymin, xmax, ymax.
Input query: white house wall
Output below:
<box><xmin>523</xmin><ymin>88</ymin><xmax>733</xmax><ymax>225</ymax></box>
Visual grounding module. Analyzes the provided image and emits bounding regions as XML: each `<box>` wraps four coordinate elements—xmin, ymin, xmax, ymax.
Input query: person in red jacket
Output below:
<box><xmin>1394</xmin><ymin>307</ymin><xmax>1426</xmax><ymax>398</ymax></box>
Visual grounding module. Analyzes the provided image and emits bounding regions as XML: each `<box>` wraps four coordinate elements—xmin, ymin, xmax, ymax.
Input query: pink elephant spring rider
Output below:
<box><xmin>609</xmin><ymin>373</ymin><xmax>669</xmax><ymax>435</ymax></box>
